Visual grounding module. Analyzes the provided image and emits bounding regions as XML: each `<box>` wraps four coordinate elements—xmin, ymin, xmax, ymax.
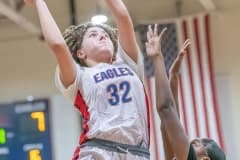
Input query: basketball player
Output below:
<box><xmin>24</xmin><ymin>0</ymin><xmax>150</xmax><ymax>159</ymax></box>
<box><xmin>145</xmin><ymin>24</ymin><xmax>225</xmax><ymax>160</ymax></box>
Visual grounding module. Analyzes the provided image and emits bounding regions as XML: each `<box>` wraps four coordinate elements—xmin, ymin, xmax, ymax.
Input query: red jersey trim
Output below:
<box><xmin>74</xmin><ymin>90</ymin><xmax>90</xmax><ymax>144</ymax></box>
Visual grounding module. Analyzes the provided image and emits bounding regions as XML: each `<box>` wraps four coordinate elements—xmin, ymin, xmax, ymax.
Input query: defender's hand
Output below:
<box><xmin>169</xmin><ymin>39</ymin><xmax>191</xmax><ymax>75</ymax></box>
<box><xmin>145</xmin><ymin>24</ymin><xmax>167</xmax><ymax>59</ymax></box>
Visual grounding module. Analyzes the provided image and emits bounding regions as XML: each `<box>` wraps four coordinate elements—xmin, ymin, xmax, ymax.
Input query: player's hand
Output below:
<box><xmin>145</xmin><ymin>24</ymin><xmax>167</xmax><ymax>59</ymax></box>
<box><xmin>169</xmin><ymin>39</ymin><xmax>191</xmax><ymax>75</ymax></box>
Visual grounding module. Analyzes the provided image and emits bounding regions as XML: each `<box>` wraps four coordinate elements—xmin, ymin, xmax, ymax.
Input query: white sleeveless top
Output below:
<box><xmin>55</xmin><ymin>45</ymin><xmax>150</xmax><ymax>147</ymax></box>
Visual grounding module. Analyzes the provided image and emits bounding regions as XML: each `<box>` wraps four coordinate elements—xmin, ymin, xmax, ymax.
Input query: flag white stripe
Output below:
<box><xmin>196</xmin><ymin>15</ymin><xmax>209</xmax><ymax>138</ymax></box>
<box><xmin>197</xmin><ymin>14</ymin><xmax>211</xmax><ymax>139</ymax></box>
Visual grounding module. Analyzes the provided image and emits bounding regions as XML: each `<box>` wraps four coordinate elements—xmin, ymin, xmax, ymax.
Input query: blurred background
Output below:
<box><xmin>0</xmin><ymin>0</ymin><xmax>239</xmax><ymax>159</ymax></box>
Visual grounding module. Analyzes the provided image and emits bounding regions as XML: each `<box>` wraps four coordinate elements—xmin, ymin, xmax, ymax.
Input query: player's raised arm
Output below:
<box><xmin>145</xmin><ymin>25</ymin><xmax>175</xmax><ymax>160</ymax></box>
<box><xmin>169</xmin><ymin>39</ymin><xmax>191</xmax><ymax>117</ymax></box>
<box><xmin>24</xmin><ymin>0</ymin><xmax>77</xmax><ymax>88</ymax></box>
<box><xmin>145</xmin><ymin>24</ymin><xmax>190</xmax><ymax>160</ymax></box>
<box><xmin>104</xmin><ymin>0</ymin><xmax>139</xmax><ymax>63</ymax></box>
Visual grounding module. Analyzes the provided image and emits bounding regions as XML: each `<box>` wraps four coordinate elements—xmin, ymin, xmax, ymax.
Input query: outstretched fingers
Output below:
<box><xmin>154</xmin><ymin>24</ymin><xmax>158</xmax><ymax>35</ymax></box>
<box><xmin>170</xmin><ymin>39</ymin><xmax>191</xmax><ymax>74</ymax></box>
<box><xmin>180</xmin><ymin>39</ymin><xmax>191</xmax><ymax>53</ymax></box>
<box><xmin>147</xmin><ymin>24</ymin><xmax>167</xmax><ymax>41</ymax></box>
<box><xmin>158</xmin><ymin>27</ymin><xmax>167</xmax><ymax>41</ymax></box>
<box><xmin>148</xmin><ymin>25</ymin><xmax>154</xmax><ymax>37</ymax></box>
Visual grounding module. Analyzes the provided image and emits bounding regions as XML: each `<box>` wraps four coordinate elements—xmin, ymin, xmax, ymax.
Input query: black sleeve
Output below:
<box><xmin>187</xmin><ymin>144</ymin><xmax>197</xmax><ymax>160</ymax></box>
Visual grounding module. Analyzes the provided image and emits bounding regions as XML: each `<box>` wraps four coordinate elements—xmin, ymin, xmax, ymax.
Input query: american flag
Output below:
<box><xmin>136</xmin><ymin>13</ymin><xmax>225</xmax><ymax>160</ymax></box>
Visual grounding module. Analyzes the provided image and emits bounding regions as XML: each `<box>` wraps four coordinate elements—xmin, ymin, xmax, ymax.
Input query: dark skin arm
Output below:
<box><xmin>146</xmin><ymin>24</ymin><xmax>191</xmax><ymax>160</ymax></box>
<box><xmin>169</xmin><ymin>39</ymin><xmax>191</xmax><ymax>118</ymax></box>
<box><xmin>161</xmin><ymin>40</ymin><xmax>190</xmax><ymax>160</ymax></box>
<box><xmin>162</xmin><ymin>39</ymin><xmax>191</xmax><ymax>160</ymax></box>
<box><xmin>145</xmin><ymin>25</ymin><xmax>174</xmax><ymax>160</ymax></box>
<box><xmin>162</xmin><ymin>38</ymin><xmax>191</xmax><ymax>160</ymax></box>
<box><xmin>161</xmin><ymin>123</ymin><xmax>175</xmax><ymax>160</ymax></box>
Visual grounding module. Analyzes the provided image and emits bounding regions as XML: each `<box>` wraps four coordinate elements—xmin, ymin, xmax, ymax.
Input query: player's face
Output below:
<box><xmin>78</xmin><ymin>27</ymin><xmax>114</xmax><ymax>64</ymax></box>
<box><xmin>191</xmin><ymin>139</ymin><xmax>210</xmax><ymax>160</ymax></box>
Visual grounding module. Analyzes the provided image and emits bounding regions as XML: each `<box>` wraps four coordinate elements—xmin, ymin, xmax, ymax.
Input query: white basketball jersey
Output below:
<box><xmin>55</xmin><ymin>45</ymin><xmax>150</xmax><ymax>147</ymax></box>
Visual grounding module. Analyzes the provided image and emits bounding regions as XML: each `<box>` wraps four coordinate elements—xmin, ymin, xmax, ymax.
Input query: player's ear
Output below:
<box><xmin>77</xmin><ymin>49</ymin><xmax>87</xmax><ymax>60</ymax></box>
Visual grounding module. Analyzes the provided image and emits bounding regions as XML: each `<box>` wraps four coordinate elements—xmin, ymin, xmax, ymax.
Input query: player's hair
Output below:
<box><xmin>201</xmin><ymin>138</ymin><xmax>226</xmax><ymax>160</ymax></box>
<box><xmin>62</xmin><ymin>22</ymin><xmax>118</xmax><ymax>66</ymax></box>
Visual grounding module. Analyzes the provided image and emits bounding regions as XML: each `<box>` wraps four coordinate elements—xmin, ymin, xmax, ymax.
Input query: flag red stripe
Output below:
<box><xmin>182</xmin><ymin>20</ymin><xmax>200</xmax><ymax>137</ymax></box>
<box><xmin>204</xmin><ymin>15</ymin><xmax>225</xmax><ymax>149</ymax></box>
<box><xmin>193</xmin><ymin>17</ymin><xmax>210</xmax><ymax>137</ymax></box>
<box><xmin>179</xmin><ymin>76</ymin><xmax>189</xmax><ymax>134</ymax></box>
<box><xmin>146</xmin><ymin>79</ymin><xmax>160</xmax><ymax>160</ymax></box>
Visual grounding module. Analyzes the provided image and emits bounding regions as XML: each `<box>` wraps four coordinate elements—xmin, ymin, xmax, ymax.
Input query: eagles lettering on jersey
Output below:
<box><xmin>55</xmin><ymin>45</ymin><xmax>150</xmax><ymax>148</ymax></box>
<box><xmin>93</xmin><ymin>67</ymin><xmax>134</xmax><ymax>83</ymax></box>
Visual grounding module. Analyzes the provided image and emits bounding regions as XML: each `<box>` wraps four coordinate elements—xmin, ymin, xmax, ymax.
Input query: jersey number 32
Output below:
<box><xmin>107</xmin><ymin>81</ymin><xmax>132</xmax><ymax>106</ymax></box>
